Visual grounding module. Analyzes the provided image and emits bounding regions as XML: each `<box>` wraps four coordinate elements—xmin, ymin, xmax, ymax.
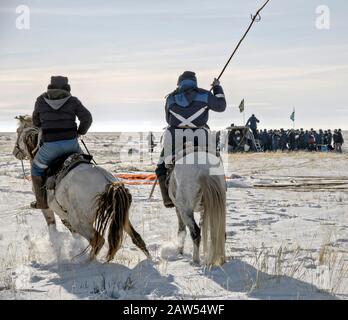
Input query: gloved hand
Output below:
<box><xmin>211</xmin><ymin>78</ymin><xmax>220</xmax><ymax>87</ymax></box>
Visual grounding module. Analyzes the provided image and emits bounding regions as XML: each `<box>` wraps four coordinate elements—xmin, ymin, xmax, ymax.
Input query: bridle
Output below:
<box><xmin>14</xmin><ymin>129</ymin><xmax>28</xmax><ymax>160</ymax></box>
<box><xmin>14</xmin><ymin>126</ymin><xmax>40</xmax><ymax>179</ymax></box>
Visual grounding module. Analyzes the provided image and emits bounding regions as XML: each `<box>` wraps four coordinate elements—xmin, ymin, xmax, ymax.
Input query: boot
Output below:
<box><xmin>30</xmin><ymin>176</ymin><xmax>49</xmax><ymax>209</ymax></box>
<box><xmin>158</xmin><ymin>175</ymin><xmax>174</xmax><ymax>208</ymax></box>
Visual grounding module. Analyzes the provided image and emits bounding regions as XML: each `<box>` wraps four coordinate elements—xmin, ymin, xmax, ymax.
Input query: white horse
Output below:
<box><xmin>168</xmin><ymin>147</ymin><xmax>226</xmax><ymax>266</ymax></box>
<box><xmin>13</xmin><ymin>115</ymin><xmax>150</xmax><ymax>261</ymax></box>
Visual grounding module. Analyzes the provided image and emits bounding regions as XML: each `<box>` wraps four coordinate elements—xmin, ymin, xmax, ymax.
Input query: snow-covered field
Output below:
<box><xmin>0</xmin><ymin>132</ymin><xmax>347</xmax><ymax>300</ymax></box>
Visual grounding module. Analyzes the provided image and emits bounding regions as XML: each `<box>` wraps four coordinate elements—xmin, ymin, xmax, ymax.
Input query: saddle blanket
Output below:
<box><xmin>45</xmin><ymin>153</ymin><xmax>93</xmax><ymax>190</ymax></box>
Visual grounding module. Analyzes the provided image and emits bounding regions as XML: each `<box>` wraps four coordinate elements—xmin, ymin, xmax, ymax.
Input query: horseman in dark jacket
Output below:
<box><xmin>155</xmin><ymin>71</ymin><xmax>226</xmax><ymax>208</ymax></box>
<box><xmin>31</xmin><ymin>76</ymin><xmax>92</xmax><ymax>209</ymax></box>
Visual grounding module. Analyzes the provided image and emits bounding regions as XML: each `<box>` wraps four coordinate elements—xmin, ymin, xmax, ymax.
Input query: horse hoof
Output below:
<box><xmin>48</xmin><ymin>223</ymin><xmax>57</xmax><ymax>232</ymax></box>
<box><xmin>191</xmin><ymin>260</ymin><xmax>200</xmax><ymax>266</ymax></box>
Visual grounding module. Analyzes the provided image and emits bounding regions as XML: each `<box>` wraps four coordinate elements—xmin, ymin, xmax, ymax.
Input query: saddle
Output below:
<box><xmin>164</xmin><ymin>144</ymin><xmax>220</xmax><ymax>187</ymax></box>
<box><xmin>45</xmin><ymin>153</ymin><xmax>93</xmax><ymax>190</ymax></box>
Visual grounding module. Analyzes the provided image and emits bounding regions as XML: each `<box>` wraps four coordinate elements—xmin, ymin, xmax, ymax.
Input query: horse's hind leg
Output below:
<box><xmin>125</xmin><ymin>221</ymin><xmax>150</xmax><ymax>258</ymax></box>
<box><xmin>41</xmin><ymin>208</ymin><xmax>56</xmax><ymax>231</ymax></box>
<box><xmin>176</xmin><ymin>208</ymin><xmax>186</xmax><ymax>255</ymax></box>
<box><xmin>179</xmin><ymin>209</ymin><xmax>200</xmax><ymax>264</ymax></box>
<box><xmin>89</xmin><ymin>230</ymin><xmax>105</xmax><ymax>260</ymax></box>
<box><xmin>61</xmin><ymin>219</ymin><xmax>77</xmax><ymax>234</ymax></box>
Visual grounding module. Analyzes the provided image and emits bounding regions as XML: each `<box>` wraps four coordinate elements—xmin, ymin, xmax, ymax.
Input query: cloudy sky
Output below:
<box><xmin>0</xmin><ymin>0</ymin><xmax>347</xmax><ymax>131</ymax></box>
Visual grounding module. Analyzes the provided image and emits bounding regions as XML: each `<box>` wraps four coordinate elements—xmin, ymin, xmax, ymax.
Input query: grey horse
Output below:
<box><xmin>168</xmin><ymin>147</ymin><xmax>226</xmax><ymax>266</ymax></box>
<box><xmin>13</xmin><ymin>115</ymin><xmax>149</xmax><ymax>261</ymax></box>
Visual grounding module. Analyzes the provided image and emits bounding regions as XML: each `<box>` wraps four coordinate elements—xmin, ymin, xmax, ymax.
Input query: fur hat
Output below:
<box><xmin>48</xmin><ymin>76</ymin><xmax>71</xmax><ymax>92</ymax></box>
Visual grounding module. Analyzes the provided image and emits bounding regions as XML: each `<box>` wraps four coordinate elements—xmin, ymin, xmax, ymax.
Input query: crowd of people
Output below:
<box><xmin>225</xmin><ymin>114</ymin><xmax>345</xmax><ymax>153</ymax></box>
<box><xmin>254</xmin><ymin>128</ymin><xmax>344</xmax><ymax>153</ymax></box>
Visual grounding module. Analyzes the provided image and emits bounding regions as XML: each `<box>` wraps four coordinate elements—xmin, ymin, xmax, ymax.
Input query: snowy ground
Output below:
<box><xmin>0</xmin><ymin>132</ymin><xmax>347</xmax><ymax>300</ymax></box>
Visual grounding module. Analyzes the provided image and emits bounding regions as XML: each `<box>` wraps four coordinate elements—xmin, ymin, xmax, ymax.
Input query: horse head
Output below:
<box><xmin>13</xmin><ymin>115</ymin><xmax>39</xmax><ymax>160</ymax></box>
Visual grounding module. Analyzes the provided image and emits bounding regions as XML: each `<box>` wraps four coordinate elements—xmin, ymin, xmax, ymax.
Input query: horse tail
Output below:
<box><xmin>200</xmin><ymin>174</ymin><xmax>226</xmax><ymax>266</ymax></box>
<box><xmin>94</xmin><ymin>182</ymin><xmax>132</xmax><ymax>261</ymax></box>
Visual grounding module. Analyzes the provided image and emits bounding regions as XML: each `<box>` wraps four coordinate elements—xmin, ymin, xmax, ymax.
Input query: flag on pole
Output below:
<box><xmin>290</xmin><ymin>108</ymin><xmax>295</xmax><ymax>122</ymax></box>
<box><xmin>238</xmin><ymin>99</ymin><xmax>245</xmax><ymax>113</ymax></box>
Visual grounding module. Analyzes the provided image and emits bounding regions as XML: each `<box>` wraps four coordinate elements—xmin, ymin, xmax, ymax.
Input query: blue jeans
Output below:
<box><xmin>31</xmin><ymin>138</ymin><xmax>80</xmax><ymax>176</ymax></box>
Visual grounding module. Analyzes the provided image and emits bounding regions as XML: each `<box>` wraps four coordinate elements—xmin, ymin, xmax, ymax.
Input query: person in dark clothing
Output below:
<box><xmin>31</xmin><ymin>76</ymin><xmax>92</xmax><ymax>209</ymax></box>
<box><xmin>316</xmin><ymin>129</ymin><xmax>323</xmax><ymax>150</ymax></box>
<box><xmin>155</xmin><ymin>71</ymin><xmax>226</xmax><ymax>208</ymax></box>
<box><xmin>233</xmin><ymin>130</ymin><xmax>242</xmax><ymax>151</ymax></box>
<box><xmin>338</xmin><ymin>129</ymin><xmax>344</xmax><ymax>143</ymax></box>
<box><xmin>246</xmin><ymin>114</ymin><xmax>260</xmax><ymax>137</ymax></box>
<box><xmin>334</xmin><ymin>129</ymin><xmax>344</xmax><ymax>153</ymax></box>
<box><xmin>147</xmin><ymin>131</ymin><xmax>156</xmax><ymax>153</ymax></box>
<box><xmin>227</xmin><ymin>130</ymin><xmax>236</xmax><ymax>152</ymax></box>
<box><xmin>333</xmin><ymin>130</ymin><xmax>339</xmax><ymax>152</ymax></box>
<box><xmin>314</xmin><ymin>130</ymin><xmax>320</xmax><ymax>151</ymax></box>
<box><xmin>255</xmin><ymin>129</ymin><xmax>260</xmax><ymax>140</ymax></box>
<box><xmin>304</xmin><ymin>130</ymin><xmax>310</xmax><ymax>150</ymax></box>
<box><xmin>279</xmin><ymin>129</ymin><xmax>287</xmax><ymax>151</ymax></box>
<box><xmin>268</xmin><ymin>129</ymin><xmax>273</xmax><ymax>151</ymax></box>
<box><xmin>327</xmin><ymin>129</ymin><xmax>333</xmax><ymax>150</ymax></box>
<box><xmin>288</xmin><ymin>130</ymin><xmax>296</xmax><ymax>151</ymax></box>
<box><xmin>260</xmin><ymin>129</ymin><xmax>269</xmax><ymax>152</ymax></box>
<box><xmin>308</xmin><ymin>131</ymin><xmax>316</xmax><ymax>151</ymax></box>
<box><xmin>271</xmin><ymin>130</ymin><xmax>280</xmax><ymax>152</ymax></box>
<box><xmin>298</xmin><ymin>129</ymin><xmax>305</xmax><ymax>150</ymax></box>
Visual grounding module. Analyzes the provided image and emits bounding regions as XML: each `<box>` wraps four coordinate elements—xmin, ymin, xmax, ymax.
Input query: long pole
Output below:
<box><xmin>214</xmin><ymin>0</ymin><xmax>271</xmax><ymax>83</ymax></box>
<box><xmin>148</xmin><ymin>178</ymin><xmax>157</xmax><ymax>199</ymax></box>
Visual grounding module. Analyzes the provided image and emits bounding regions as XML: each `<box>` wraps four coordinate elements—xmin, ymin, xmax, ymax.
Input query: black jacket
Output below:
<box><xmin>33</xmin><ymin>89</ymin><xmax>92</xmax><ymax>142</ymax></box>
<box><xmin>335</xmin><ymin>132</ymin><xmax>344</xmax><ymax>143</ymax></box>
<box><xmin>246</xmin><ymin>116</ymin><xmax>259</xmax><ymax>130</ymax></box>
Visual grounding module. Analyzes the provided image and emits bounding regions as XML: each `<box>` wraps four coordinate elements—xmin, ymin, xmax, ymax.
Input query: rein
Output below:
<box><xmin>20</xmin><ymin>159</ymin><xmax>27</xmax><ymax>180</ymax></box>
<box><xmin>80</xmin><ymin>138</ymin><xmax>98</xmax><ymax>165</ymax></box>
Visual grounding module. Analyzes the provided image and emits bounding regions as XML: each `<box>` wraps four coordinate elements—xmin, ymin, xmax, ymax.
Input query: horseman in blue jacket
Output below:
<box><xmin>155</xmin><ymin>71</ymin><xmax>226</xmax><ymax>208</ymax></box>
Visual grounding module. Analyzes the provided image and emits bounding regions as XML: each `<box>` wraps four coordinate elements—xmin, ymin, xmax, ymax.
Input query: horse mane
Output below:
<box><xmin>15</xmin><ymin>115</ymin><xmax>33</xmax><ymax>128</ymax></box>
<box><xmin>16</xmin><ymin>115</ymin><xmax>39</xmax><ymax>159</ymax></box>
<box><xmin>25</xmin><ymin>128</ymin><xmax>39</xmax><ymax>159</ymax></box>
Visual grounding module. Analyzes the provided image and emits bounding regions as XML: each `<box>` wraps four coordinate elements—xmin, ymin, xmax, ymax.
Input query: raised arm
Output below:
<box><xmin>207</xmin><ymin>79</ymin><xmax>226</xmax><ymax>112</ymax></box>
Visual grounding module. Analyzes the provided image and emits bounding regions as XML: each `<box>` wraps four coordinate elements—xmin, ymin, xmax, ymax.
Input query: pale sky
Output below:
<box><xmin>0</xmin><ymin>0</ymin><xmax>347</xmax><ymax>131</ymax></box>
